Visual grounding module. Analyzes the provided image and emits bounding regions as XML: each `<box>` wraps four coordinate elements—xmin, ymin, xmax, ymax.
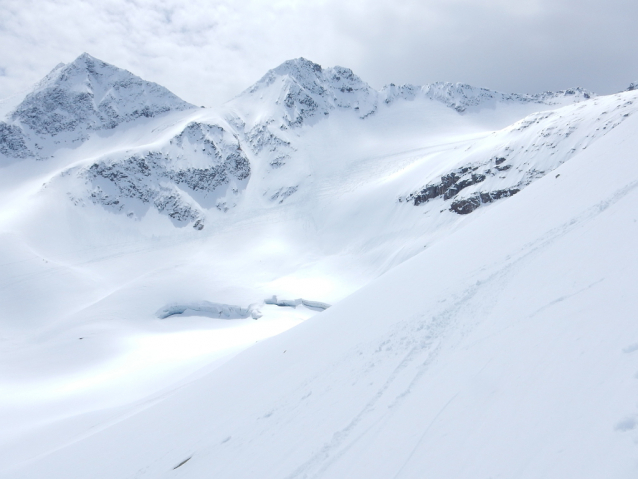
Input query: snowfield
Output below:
<box><xmin>0</xmin><ymin>54</ymin><xmax>637</xmax><ymax>478</ymax></box>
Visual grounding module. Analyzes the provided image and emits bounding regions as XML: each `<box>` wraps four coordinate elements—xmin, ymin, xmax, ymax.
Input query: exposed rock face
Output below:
<box><xmin>72</xmin><ymin>122</ymin><xmax>250</xmax><ymax>228</ymax></box>
<box><xmin>0</xmin><ymin>122</ymin><xmax>33</xmax><ymax>160</ymax></box>
<box><xmin>402</xmin><ymin>155</ymin><xmax>542</xmax><ymax>215</ymax></box>
<box><xmin>449</xmin><ymin>188</ymin><xmax>520</xmax><ymax>214</ymax></box>
<box><xmin>407</xmin><ymin>167</ymin><xmax>487</xmax><ymax>206</ymax></box>
<box><xmin>9</xmin><ymin>53</ymin><xmax>195</xmax><ymax>138</ymax></box>
<box><xmin>243</xmin><ymin>120</ymin><xmax>294</xmax><ymax>169</ymax></box>
<box><xmin>269</xmin><ymin>186</ymin><xmax>298</xmax><ymax>204</ymax></box>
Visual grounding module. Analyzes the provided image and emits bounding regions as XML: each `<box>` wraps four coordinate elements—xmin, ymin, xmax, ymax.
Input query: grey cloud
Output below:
<box><xmin>0</xmin><ymin>0</ymin><xmax>637</xmax><ymax>107</ymax></box>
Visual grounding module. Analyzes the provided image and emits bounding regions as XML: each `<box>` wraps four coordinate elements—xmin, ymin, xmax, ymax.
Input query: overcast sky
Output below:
<box><xmin>1</xmin><ymin>0</ymin><xmax>637</xmax><ymax>107</ymax></box>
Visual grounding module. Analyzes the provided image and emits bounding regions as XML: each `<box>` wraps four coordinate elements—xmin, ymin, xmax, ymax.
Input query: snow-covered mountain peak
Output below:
<box><xmin>248</xmin><ymin>57</ymin><xmax>325</xmax><ymax>94</ymax></box>
<box><xmin>234</xmin><ymin>57</ymin><xmax>377</xmax><ymax>128</ymax></box>
<box><xmin>9</xmin><ymin>53</ymin><xmax>195</xmax><ymax>137</ymax></box>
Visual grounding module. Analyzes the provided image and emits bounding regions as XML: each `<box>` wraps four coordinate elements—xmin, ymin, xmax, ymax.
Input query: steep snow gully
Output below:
<box><xmin>0</xmin><ymin>54</ymin><xmax>637</xmax><ymax>479</ymax></box>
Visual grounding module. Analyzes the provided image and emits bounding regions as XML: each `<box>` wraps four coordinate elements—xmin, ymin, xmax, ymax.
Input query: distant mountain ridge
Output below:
<box><xmin>231</xmin><ymin>57</ymin><xmax>594</xmax><ymax>128</ymax></box>
<box><xmin>0</xmin><ymin>53</ymin><xmax>604</xmax><ymax>229</ymax></box>
<box><xmin>381</xmin><ymin>82</ymin><xmax>592</xmax><ymax>113</ymax></box>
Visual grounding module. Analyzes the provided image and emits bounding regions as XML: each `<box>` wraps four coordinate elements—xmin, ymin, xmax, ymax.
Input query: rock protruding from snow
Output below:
<box><xmin>10</xmin><ymin>53</ymin><xmax>195</xmax><ymax>138</ymax></box>
<box><xmin>0</xmin><ymin>122</ymin><xmax>33</xmax><ymax>161</ymax></box>
<box><xmin>627</xmin><ymin>82</ymin><xmax>638</xmax><ymax>91</ymax></box>
<box><xmin>64</xmin><ymin>121</ymin><xmax>250</xmax><ymax>228</ymax></box>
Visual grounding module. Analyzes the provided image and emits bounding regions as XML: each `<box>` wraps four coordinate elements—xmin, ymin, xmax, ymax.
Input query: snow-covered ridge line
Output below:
<box><xmin>402</xmin><ymin>90</ymin><xmax>638</xmax><ymax>214</ymax></box>
<box><xmin>382</xmin><ymin>82</ymin><xmax>592</xmax><ymax>113</ymax></box>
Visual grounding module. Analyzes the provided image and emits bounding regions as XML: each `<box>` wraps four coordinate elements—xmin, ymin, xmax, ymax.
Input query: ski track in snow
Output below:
<box><xmin>281</xmin><ymin>174</ymin><xmax>638</xmax><ymax>479</ymax></box>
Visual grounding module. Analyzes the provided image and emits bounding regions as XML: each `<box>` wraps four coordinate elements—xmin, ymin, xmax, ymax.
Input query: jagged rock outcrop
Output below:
<box><xmin>0</xmin><ymin>122</ymin><xmax>33</xmax><ymax>160</ymax></box>
<box><xmin>406</xmin><ymin>166</ymin><xmax>487</xmax><ymax>206</ymax></box>
<box><xmin>67</xmin><ymin>121</ymin><xmax>250</xmax><ymax>228</ymax></box>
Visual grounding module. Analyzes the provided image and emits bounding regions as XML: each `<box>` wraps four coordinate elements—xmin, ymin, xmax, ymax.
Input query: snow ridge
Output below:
<box><xmin>403</xmin><ymin>90</ymin><xmax>637</xmax><ymax>213</ymax></box>
<box><xmin>382</xmin><ymin>82</ymin><xmax>593</xmax><ymax>113</ymax></box>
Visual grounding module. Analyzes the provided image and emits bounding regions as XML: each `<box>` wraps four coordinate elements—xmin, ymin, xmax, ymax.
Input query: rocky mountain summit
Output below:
<box><xmin>13</xmin><ymin>52</ymin><xmax>195</xmax><ymax>135</ymax></box>
<box><xmin>0</xmin><ymin>53</ymin><xmax>195</xmax><ymax>161</ymax></box>
<box><xmin>236</xmin><ymin>57</ymin><xmax>378</xmax><ymax>128</ymax></box>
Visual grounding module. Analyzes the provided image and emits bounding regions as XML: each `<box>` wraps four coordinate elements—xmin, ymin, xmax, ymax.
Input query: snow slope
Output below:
<box><xmin>0</xmin><ymin>54</ymin><xmax>635</xmax><ymax>478</ymax></box>
<box><xmin>3</xmin><ymin>87</ymin><xmax>638</xmax><ymax>479</ymax></box>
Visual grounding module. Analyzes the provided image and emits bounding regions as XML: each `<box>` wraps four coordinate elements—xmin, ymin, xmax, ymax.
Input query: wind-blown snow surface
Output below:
<box><xmin>1</xmin><ymin>54</ymin><xmax>637</xmax><ymax>478</ymax></box>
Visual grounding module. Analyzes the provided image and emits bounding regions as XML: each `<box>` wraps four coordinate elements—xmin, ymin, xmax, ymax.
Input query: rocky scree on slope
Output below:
<box><xmin>403</xmin><ymin>91</ymin><xmax>638</xmax><ymax>214</ymax></box>
<box><xmin>0</xmin><ymin>53</ymin><xmax>195</xmax><ymax>161</ymax></box>
<box><xmin>65</xmin><ymin>122</ymin><xmax>250</xmax><ymax>229</ymax></box>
